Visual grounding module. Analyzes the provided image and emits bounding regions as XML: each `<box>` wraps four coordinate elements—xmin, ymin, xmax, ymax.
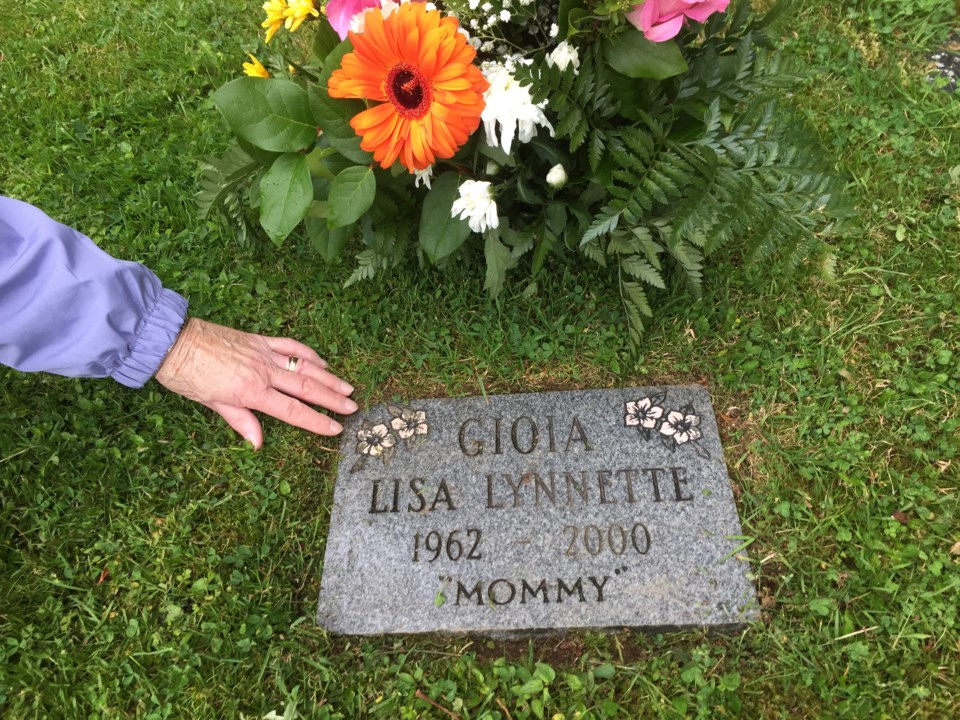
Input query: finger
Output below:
<box><xmin>210</xmin><ymin>402</ymin><xmax>264</xmax><ymax>450</ymax></box>
<box><xmin>270</xmin><ymin>368</ymin><xmax>359</xmax><ymax>415</ymax></box>
<box><xmin>279</xmin><ymin>359</ymin><xmax>355</xmax><ymax>397</ymax></box>
<box><xmin>265</xmin><ymin>336</ymin><xmax>328</xmax><ymax>369</ymax></box>
<box><xmin>252</xmin><ymin>389</ymin><xmax>345</xmax><ymax>436</ymax></box>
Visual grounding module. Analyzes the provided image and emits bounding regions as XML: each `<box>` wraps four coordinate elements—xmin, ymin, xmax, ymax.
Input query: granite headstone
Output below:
<box><xmin>317</xmin><ymin>385</ymin><xmax>757</xmax><ymax>636</ymax></box>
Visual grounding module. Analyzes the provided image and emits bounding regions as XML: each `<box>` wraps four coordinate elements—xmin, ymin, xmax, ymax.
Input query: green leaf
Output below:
<box><xmin>310</xmin><ymin>88</ymin><xmax>370</xmax><ymax>165</ymax></box>
<box><xmin>311</xmin><ymin>41</ymin><xmax>373</xmax><ymax>164</ymax></box>
<box><xmin>546</xmin><ymin>202</ymin><xmax>567</xmax><ymax>236</ymax></box>
<box><xmin>259</xmin><ymin>153</ymin><xmax>312</xmax><ymax>244</ymax></box>
<box><xmin>581</xmin><ymin>237</ymin><xmax>606</xmax><ymax>267</ymax></box>
<box><xmin>419</xmin><ymin>172</ymin><xmax>471</xmax><ymax>263</ymax></box>
<box><xmin>484</xmin><ymin>230</ymin><xmax>516</xmax><ymax>298</ymax></box>
<box><xmin>327</xmin><ymin>166</ymin><xmax>376</xmax><ymax>228</ymax></box>
<box><xmin>306</xmin><ymin>147</ymin><xmax>337</xmax><ymax>181</ymax></box>
<box><xmin>608</xmin><ymin>232</ymin><xmax>639</xmax><ymax>255</ymax></box>
<box><xmin>305</xmin><ymin>206</ymin><xmax>353</xmax><ymax>262</ymax></box>
<box><xmin>163</xmin><ymin>604</ymin><xmax>183</xmax><ymax>624</ymax></box>
<box><xmin>581</xmin><ymin>209</ymin><xmax>621</xmax><ymax>245</ymax></box>
<box><xmin>478</xmin><ymin>141</ymin><xmax>515</xmax><ymax>168</ymax></box>
<box><xmin>529</xmin><ymin>137</ymin><xmax>566</xmax><ymax>168</ymax></box>
<box><xmin>621</xmin><ymin>254</ymin><xmax>666</xmax><ymax>289</ymax></box>
<box><xmin>558</xmin><ymin>0</ymin><xmax>585</xmax><ymax>37</ymax></box>
<box><xmin>196</xmin><ymin>143</ymin><xmax>260</xmax><ymax>223</ymax></box>
<box><xmin>566</xmin><ymin>8</ymin><xmax>591</xmax><ymax>36</ymax></box>
<box><xmin>516</xmin><ymin>173</ymin><xmax>545</xmax><ymax>204</ymax></box>
<box><xmin>532</xmin><ymin>225</ymin><xmax>557</xmax><ymax>277</ymax></box>
<box><xmin>512</xmin><ymin>678</ymin><xmax>544</xmax><ymax>697</ymax></box>
<box><xmin>534</xmin><ymin>663</ymin><xmax>556</xmax><ymax>684</ymax></box>
<box><xmin>592</xmin><ymin>663</ymin><xmax>616</xmax><ymax>680</ymax></box>
<box><xmin>311</xmin><ymin>16</ymin><xmax>342</xmax><ymax>63</ymax></box>
<box><xmin>213</xmin><ymin>77</ymin><xmax>316</xmax><ymax>152</ymax></box>
<box><xmin>809</xmin><ymin>598</ymin><xmax>833</xmax><ymax>616</ymax></box>
<box><xmin>236</xmin><ymin>137</ymin><xmax>281</xmax><ymax>166</ymax></box>
<box><xmin>307</xmin><ymin>143</ymin><xmax>359</xmax><ymax>181</ymax></box>
<box><xmin>623</xmin><ymin>280</ymin><xmax>653</xmax><ymax>317</ymax></box>
<box><xmin>603</xmin><ymin>29</ymin><xmax>688</xmax><ymax>80</ymax></box>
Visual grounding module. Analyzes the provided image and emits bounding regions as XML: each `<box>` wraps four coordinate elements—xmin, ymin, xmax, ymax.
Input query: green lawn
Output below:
<box><xmin>1</xmin><ymin>0</ymin><xmax>958</xmax><ymax>717</ymax></box>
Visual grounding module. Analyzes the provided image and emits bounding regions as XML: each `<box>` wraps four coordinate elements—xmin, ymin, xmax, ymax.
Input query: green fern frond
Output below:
<box><xmin>581</xmin><ymin>207</ymin><xmax>621</xmax><ymax>245</ymax></box>
<box><xmin>196</xmin><ymin>143</ymin><xmax>261</xmax><ymax>247</ymax></box>
<box><xmin>196</xmin><ymin>143</ymin><xmax>259</xmax><ymax>220</ymax></box>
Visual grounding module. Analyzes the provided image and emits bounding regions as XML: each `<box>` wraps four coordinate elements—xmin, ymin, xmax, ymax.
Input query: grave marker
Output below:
<box><xmin>317</xmin><ymin>385</ymin><xmax>757</xmax><ymax>636</ymax></box>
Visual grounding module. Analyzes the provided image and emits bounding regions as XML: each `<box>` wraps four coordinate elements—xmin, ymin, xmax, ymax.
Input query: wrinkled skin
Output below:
<box><xmin>156</xmin><ymin>318</ymin><xmax>357</xmax><ymax>449</ymax></box>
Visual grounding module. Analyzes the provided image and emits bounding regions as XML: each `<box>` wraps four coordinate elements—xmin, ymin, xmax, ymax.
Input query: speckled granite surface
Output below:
<box><xmin>317</xmin><ymin>386</ymin><xmax>758</xmax><ymax>637</ymax></box>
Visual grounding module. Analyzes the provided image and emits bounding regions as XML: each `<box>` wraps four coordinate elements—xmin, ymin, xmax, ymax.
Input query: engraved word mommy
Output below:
<box><xmin>318</xmin><ymin>386</ymin><xmax>758</xmax><ymax>636</ymax></box>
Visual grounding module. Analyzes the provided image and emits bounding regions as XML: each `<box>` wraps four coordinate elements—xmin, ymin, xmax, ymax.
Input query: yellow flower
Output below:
<box><xmin>284</xmin><ymin>0</ymin><xmax>320</xmax><ymax>33</ymax></box>
<box><xmin>262</xmin><ymin>0</ymin><xmax>287</xmax><ymax>43</ymax></box>
<box><xmin>242</xmin><ymin>54</ymin><xmax>271</xmax><ymax>78</ymax></box>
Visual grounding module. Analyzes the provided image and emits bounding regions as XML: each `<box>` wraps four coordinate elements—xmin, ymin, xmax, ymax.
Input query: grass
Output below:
<box><xmin>1</xmin><ymin>0</ymin><xmax>958</xmax><ymax>717</ymax></box>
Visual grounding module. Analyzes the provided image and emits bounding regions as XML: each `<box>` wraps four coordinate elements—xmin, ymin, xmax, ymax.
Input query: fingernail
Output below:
<box><xmin>245</xmin><ymin>435</ymin><xmax>260</xmax><ymax>449</ymax></box>
<box><xmin>329</xmin><ymin>420</ymin><xmax>344</xmax><ymax>434</ymax></box>
<box><xmin>345</xmin><ymin>399</ymin><xmax>359</xmax><ymax>413</ymax></box>
<box><xmin>340</xmin><ymin>381</ymin><xmax>354</xmax><ymax>395</ymax></box>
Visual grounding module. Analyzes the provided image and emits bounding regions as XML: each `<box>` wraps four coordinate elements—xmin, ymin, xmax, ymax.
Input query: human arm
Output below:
<box><xmin>0</xmin><ymin>196</ymin><xmax>356</xmax><ymax>446</ymax></box>
<box><xmin>0</xmin><ymin>195</ymin><xmax>186</xmax><ymax>386</ymax></box>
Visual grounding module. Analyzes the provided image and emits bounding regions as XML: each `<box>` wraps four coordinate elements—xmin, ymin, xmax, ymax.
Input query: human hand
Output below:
<box><xmin>155</xmin><ymin>318</ymin><xmax>357</xmax><ymax>449</ymax></box>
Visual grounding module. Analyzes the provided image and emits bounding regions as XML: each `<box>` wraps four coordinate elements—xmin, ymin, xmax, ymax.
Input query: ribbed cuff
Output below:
<box><xmin>111</xmin><ymin>288</ymin><xmax>189</xmax><ymax>388</ymax></box>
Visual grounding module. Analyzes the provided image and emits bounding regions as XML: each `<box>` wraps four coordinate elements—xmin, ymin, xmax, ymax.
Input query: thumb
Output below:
<box><xmin>210</xmin><ymin>402</ymin><xmax>264</xmax><ymax>450</ymax></box>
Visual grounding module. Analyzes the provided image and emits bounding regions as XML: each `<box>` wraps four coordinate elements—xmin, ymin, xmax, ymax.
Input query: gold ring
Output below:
<box><xmin>286</xmin><ymin>356</ymin><xmax>301</xmax><ymax>373</ymax></box>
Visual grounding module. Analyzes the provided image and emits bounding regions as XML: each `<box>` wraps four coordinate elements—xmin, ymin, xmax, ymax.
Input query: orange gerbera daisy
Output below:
<box><xmin>327</xmin><ymin>2</ymin><xmax>489</xmax><ymax>173</ymax></box>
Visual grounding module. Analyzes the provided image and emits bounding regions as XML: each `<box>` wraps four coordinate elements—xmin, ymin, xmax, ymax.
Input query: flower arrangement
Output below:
<box><xmin>201</xmin><ymin>0</ymin><xmax>843</xmax><ymax>348</ymax></box>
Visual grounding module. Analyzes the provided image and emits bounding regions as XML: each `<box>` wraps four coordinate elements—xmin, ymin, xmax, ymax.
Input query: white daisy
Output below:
<box><xmin>450</xmin><ymin>180</ymin><xmax>499</xmax><ymax>233</ymax></box>
<box><xmin>546</xmin><ymin>40</ymin><xmax>580</xmax><ymax>73</ymax></box>
<box><xmin>480</xmin><ymin>59</ymin><xmax>554</xmax><ymax>155</ymax></box>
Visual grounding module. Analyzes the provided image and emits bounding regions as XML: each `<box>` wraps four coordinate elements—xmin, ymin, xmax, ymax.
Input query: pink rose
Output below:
<box><xmin>325</xmin><ymin>0</ymin><xmax>381</xmax><ymax>39</ymax></box>
<box><xmin>626</xmin><ymin>0</ymin><xmax>731</xmax><ymax>43</ymax></box>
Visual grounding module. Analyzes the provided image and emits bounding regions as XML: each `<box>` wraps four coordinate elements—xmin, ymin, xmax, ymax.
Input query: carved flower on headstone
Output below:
<box><xmin>389</xmin><ymin>406</ymin><xmax>428</xmax><ymax>439</ymax></box>
<box><xmin>623</xmin><ymin>394</ymin><xmax>710</xmax><ymax>458</ymax></box>
<box><xmin>625</xmin><ymin>397</ymin><xmax>665</xmax><ymax>432</ymax></box>
<box><xmin>659</xmin><ymin>406</ymin><xmax>703</xmax><ymax>446</ymax></box>
<box><xmin>624</xmin><ymin>391</ymin><xmax>666</xmax><ymax>440</ymax></box>
<box><xmin>357</xmin><ymin>423</ymin><xmax>396</xmax><ymax>457</ymax></box>
<box><xmin>351</xmin><ymin>405</ymin><xmax>429</xmax><ymax>473</ymax></box>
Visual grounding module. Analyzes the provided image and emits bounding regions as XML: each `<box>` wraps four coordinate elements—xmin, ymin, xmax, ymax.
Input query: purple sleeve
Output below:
<box><xmin>0</xmin><ymin>196</ymin><xmax>188</xmax><ymax>388</ymax></box>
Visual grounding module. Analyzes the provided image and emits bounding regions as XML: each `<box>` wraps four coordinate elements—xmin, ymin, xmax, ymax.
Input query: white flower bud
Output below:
<box><xmin>546</xmin><ymin>163</ymin><xmax>567</xmax><ymax>189</ymax></box>
<box><xmin>485</xmin><ymin>160</ymin><xmax>501</xmax><ymax>175</ymax></box>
